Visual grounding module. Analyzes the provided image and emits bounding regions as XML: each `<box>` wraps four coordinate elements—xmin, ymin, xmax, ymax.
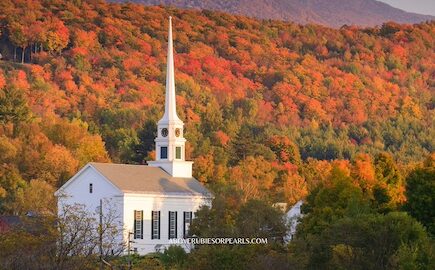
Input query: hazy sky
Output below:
<box><xmin>378</xmin><ymin>0</ymin><xmax>435</xmax><ymax>16</ymax></box>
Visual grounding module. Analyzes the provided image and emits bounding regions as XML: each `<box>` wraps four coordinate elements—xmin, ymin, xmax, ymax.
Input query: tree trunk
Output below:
<box><xmin>14</xmin><ymin>47</ymin><xmax>16</xmax><ymax>62</ymax></box>
<box><xmin>21</xmin><ymin>46</ymin><xmax>25</xmax><ymax>63</ymax></box>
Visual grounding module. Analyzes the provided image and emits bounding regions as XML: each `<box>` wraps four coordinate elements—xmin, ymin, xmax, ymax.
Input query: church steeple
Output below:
<box><xmin>159</xmin><ymin>16</ymin><xmax>182</xmax><ymax>125</ymax></box>
<box><xmin>148</xmin><ymin>17</ymin><xmax>193</xmax><ymax>178</ymax></box>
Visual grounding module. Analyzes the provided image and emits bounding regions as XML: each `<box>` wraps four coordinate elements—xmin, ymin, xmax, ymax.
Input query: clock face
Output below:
<box><xmin>175</xmin><ymin>128</ymin><xmax>181</xmax><ymax>137</ymax></box>
<box><xmin>161</xmin><ymin>128</ymin><xmax>168</xmax><ymax>137</ymax></box>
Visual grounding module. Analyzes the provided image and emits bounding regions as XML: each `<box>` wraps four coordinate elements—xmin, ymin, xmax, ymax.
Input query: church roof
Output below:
<box><xmin>89</xmin><ymin>162</ymin><xmax>212</xmax><ymax>197</ymax></box>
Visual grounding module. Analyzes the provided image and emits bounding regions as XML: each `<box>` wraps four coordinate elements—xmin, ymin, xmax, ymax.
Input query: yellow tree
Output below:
<box><xmin>283</xmin><ymin>172</ymin><xmax>308</xmax><ymax>205</ymax></box>
<box><xmin>193</xmin><ymin>153</ymin><xmax>215</xmax><ymax>184</ymax></box>
<box><xmin>40</xmin><ymin>144</ymin><xmax>79</xmax><ymax>186</ymax></box>
<box><xmin>230</xmin><ymin>156</ymin><xmax>276</xmax><ymax>202</ymax></box>
<box><xmin>75</xmin><ymin>135</ymin><xmax>110</xmax><ymax>167</ymax></box>
<box><xmin>43</xmin><ymin>118</ymin><xmax>110</xmax><ymax>167</ymax></box>
<box><xmin>42</xmin><ymin>17</ymin><xmax>69</xmax><ymax>54</ymax></box>
<box><xmin>20</xmin><ymin>179</ymin><xmax>55</xmax><ymax>215</ymax></box>
<box><xmin>351</xmin><ymin>154</ymin><xmax>376</xmax><ymax>193</ymax></box>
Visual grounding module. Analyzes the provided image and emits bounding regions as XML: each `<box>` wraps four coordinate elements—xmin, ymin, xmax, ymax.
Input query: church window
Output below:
<box><xmin>160</xmin><ymin>147</ymin><xmax>168</xmax><ymax>159</ymax></box>
<box><xmin>151</xmin><ymin>211</ymin><xmax>160</xmax><ymax>239</ymax></box>
<box><xmin>183</xmin><ymin>212</ymin><xmax>192</xmax><ymax>238</ymax></box>
<box><xmin>89</xmin><ymin>183</ymin><xmax>93</xmax><ymax>193</ymax></box>
<box><xmin>168</xmin><ymin>211</ymin><xmax>177</xmax><ymax>239</ymax></box>
<box><xmin>175</xmin><ymin>147</ymin><xmax>181</xmax><ymax>159</ymax></box>
<box><xmin>134</xmin><ymin>210</ymin><xmax>143</xmax><ymax>239</ymax></box>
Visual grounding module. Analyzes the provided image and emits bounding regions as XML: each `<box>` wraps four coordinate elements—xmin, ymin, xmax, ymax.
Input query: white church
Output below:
<box><xmin>55</xmin><ymin>17</ymin><xmax>213</xmax><ymax>255</ymax></box>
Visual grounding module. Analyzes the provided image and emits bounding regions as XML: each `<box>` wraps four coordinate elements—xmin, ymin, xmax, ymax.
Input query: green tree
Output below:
<box><xmin>236</xmin><ymin>199</ymin><xmax>287</xmax><ymax>242</ymax></box>
<box><xmin>268</xmin><ymin>135</ymin><xmax>302</xmax><ymax>165</ymax></box>
<box><xmin>0</xmin><ymin>86</ymin><xmax>31</xmax><ymax>128</ymax></box>
<box><xmin>0</xmin><ymin>165</ymin><xmax>26</xmax><ymax>214</ymax></box>
<box><xmin>7</xmin><ymin>21</ymin><xmax>29</xmax><ymax>63</ymax></box>
<box><xmin>189</xmin><ymin>191</ymin><xmax>290</xmax><ymax>269</ymax></box>
<box><xmin>160</xmin><ymin>245</ymin><xmax>188</xmax><ymax>269</ymax></box>
<box><xmin>230</xmin><ymin>125</ymin><xmax>275</xmax><ymax>164</ymax></box>
<box><xmin>374</xmin><ymin>152</ymin><xmax>405</xmax><ymax>207</ymax></box>
<box><xmin>189</xmin><ymin>245</ymin><xmax>248</xmax><ymax>270</ymax></box>
<box><xmin>133</xmin><ymin>120</ymin><xmax>157</xmax><ymax>163</ymax></box>
<box><xmin>298</xmin><ymin>167</ymin><xmax>370</xmax><ymax>236</ymax></box>
<box><xmin>190</xmin><ymin>186</ymin><xmax>242</xmax><ymax>238</ymax></box>
<box><xmin>298</xmin><ymin>212</ymin><xmax>433</xmax><ymax>270</ymax></box>
<box><xmin>375</xmin><ymin>153</ymin><xmax>402</xmax><ymax>186</ymax></box>
<box><xmin>101</xmin><ymin>127</ymin><xmax>139</xmax><ymax>163</ymax></box>
<box><xmin>404</xmin><ymin>165</ymin><xmax>435</xmax><ymax>235</ymax></box>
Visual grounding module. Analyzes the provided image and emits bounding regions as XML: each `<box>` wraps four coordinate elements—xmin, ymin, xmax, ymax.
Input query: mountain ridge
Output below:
<box><xmin>112</xmin><ymin>0</ymin><xmax>434</xmax><ymax>27</ymax></box>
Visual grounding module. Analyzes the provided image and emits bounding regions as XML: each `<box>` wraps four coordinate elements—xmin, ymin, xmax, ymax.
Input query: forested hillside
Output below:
<box><xmin>116</xmin><ymin>0</ymin><xmax>435</xmax><ymax>27</ymax></box>
<box><xmin>0</xmin><ymin>0</ymin><xmax>433</xmax><ymax>214</ymax></box>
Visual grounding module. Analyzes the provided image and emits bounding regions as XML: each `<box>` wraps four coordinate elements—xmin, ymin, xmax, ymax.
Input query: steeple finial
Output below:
<box><xmin>159</xmin><ymin>16</ymin><xmax>182</xmax><ymax>124</ymax></box>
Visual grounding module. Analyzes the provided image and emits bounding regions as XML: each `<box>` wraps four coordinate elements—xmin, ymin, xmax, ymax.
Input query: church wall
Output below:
<box><xmin>57</xmin><ymin>166</ymin><xmax>122</xmax><ymax>211</ymax></box>
<box><xmin>123</xmin><ymin>193</ymin><xmax>211</xmax><ymax>254</ymax></box>
<box><xmin>56</xmin><ymin>166</ymin><xmax>125</xmax><ymax>250</ymax></box>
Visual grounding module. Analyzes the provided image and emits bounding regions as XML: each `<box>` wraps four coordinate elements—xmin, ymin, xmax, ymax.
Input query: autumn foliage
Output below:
<box><xmin>0</xmin><ymin>0</ymin><xmax>433</xmax><ymax>214</ymax></box>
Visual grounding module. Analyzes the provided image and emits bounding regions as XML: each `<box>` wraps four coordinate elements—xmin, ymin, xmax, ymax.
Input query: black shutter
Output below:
<box><xmin>151</xmin><ymin>211</ymin><xmax>160</xmax><ymax>240</ymax></box>
<box><xmin>151</xmin><ymin>211</ymin><xmax>153</xmax><ymax>239</ymax></box>
<box><xmin>134</xmin><ymin>211</ymin><xmax>137</xmax><ymax>239</ymax></box>
<box><xmin>134</xmin><ymin>211</ymin><xmax>143</xmax><ymax>239</ymax></box>
<box><xmin>140</xmin><ymin>211</ymin><xmax>143</xmax><ymax>239</ymax></box>
<box><xmin>158</xmin><ymin>211</ymin><xmax>161</xmax><ymax>239</ymax></box>
<box><xmin>168</xmin><ymin>211</ymin><xmax>178</xmax><ymax>239</ymax></box>
<box><xmin>183</xmin><ymin>212</ymin><xmax>187</xmax><ymax>238</ymax></box>
<box><xmin>175</xmin><ymin>211</ymin><xmax>178</xmax><ymax>238</ymax></box>
<box><xmin>183</xmin><ymin>212</ymin><xmax>192</xmax><ymax>238</ymax></box>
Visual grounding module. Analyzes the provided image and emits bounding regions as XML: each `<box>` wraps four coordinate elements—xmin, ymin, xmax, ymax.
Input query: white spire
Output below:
<box><xmin>148</xmin><ymin>16</ymin><xmax>192</xmax><ymax>178</ymax></box>
<box><xmin>159</xmin><ymin>16</ymin><xmax>182</xmax><ymax>125</ymax></box>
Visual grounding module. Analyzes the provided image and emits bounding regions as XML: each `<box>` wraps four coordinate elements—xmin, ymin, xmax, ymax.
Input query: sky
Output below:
<box><xmin>378</xmin><ymin>0</ymin><xmax>435</xmax><ymax>16</ymax></box>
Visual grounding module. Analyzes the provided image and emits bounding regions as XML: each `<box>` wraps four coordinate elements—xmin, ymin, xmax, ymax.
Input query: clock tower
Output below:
<box><xmin>148</xmin><ymin>17</ymin><xmax>193</xmax><ymax>178</ymax></box>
